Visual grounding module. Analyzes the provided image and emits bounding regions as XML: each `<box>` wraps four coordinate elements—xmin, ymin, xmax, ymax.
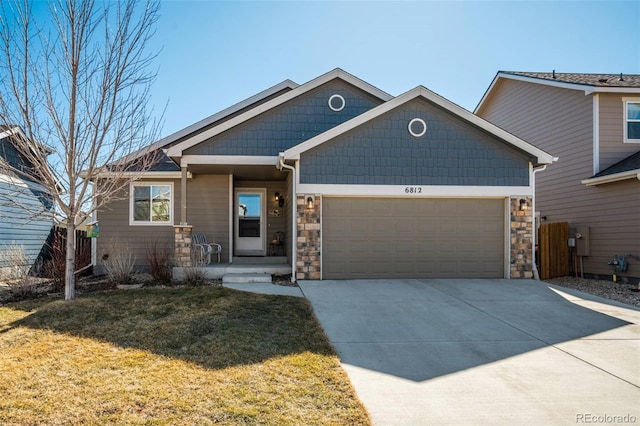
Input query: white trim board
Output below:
<box><xmin>296</xmin><ymin>184</ymin><xmax>533</xmax><ymax>197</ymax></box>
<box><xmin>581</xmin><ymin>170</ymin><xmax>640</xmax><ymax>186</ymax></box>
<box><xmin>180</xmin><ymin>155</ymin><xmax>278</xmax><ymax>166</ymax></box>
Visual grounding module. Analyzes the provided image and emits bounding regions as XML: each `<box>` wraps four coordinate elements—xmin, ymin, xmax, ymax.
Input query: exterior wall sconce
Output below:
<box><xmin>274</xmin><ymin>192</ymin><xmax>285</xmax><ymax>207</ymax></box>
<box><xmin>519</xmin><ymin>198</ymin><xmax>529</xmax><ymax>211</ymax></box>
<box><xmin>306</xmin><ymin>196</ymin><xmax>315</xmax><ymax>210</ymax></box>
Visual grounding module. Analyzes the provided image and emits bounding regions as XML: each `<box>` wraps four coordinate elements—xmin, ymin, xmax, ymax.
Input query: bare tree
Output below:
<box><xmin>0</xmin><ymin>0</ymin><xmax>162</xmax><ymax>300</ymax></box>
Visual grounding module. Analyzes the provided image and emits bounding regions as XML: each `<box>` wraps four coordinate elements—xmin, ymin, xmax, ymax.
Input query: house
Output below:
<box><xmin>0</xmin><ymin>126</ymin><xmax>55</xmax><ymax>275</ymax></box>
<box><xmin>476</xmin><ymin>71</ymin><xmax>640</xmax><ymax>282</ymax></box>
<box><xmin>95</xmin><ymin>68</ymin><xmax>555</xmax><ymax>281</ymax></box>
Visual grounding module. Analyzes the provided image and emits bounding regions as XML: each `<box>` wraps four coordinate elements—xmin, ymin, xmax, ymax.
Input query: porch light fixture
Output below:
<box><xmin>274</xmin><ymin>192</ymin><xmax>285</xmax><ymax>207</ymax></box>
<box><xmin>519</xmin><ymin>198</ymin><xmax>529</xmax><ymax>211</ymax></box>
<box><xmin>306</xmin><ymin>196</ymin><xmax>314</xmax><ymax>210</ymax></box>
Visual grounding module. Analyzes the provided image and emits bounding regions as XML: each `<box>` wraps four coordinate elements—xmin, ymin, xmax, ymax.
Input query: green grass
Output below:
<box><xmin>0</xmin><ymin>287</ymin><xmax>370</xmax><ymax>425</ymax></box>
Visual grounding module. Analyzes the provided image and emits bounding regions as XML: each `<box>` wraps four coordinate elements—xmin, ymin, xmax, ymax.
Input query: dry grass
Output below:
<box><xmin>0</xmin><ymin>287</ymin><xmax>370</xmax><ymax>425</ymax></box>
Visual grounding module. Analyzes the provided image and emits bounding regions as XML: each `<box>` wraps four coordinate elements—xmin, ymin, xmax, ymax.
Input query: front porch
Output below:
<box><xmin>173</xmin><ymin>256</ymin><xmax>291</xmax><ymax>281</ymax></box>
<box><xmin>171</xmin><ymin>165</ymin><xmax>295</xmax><ymax>281</ymax></box>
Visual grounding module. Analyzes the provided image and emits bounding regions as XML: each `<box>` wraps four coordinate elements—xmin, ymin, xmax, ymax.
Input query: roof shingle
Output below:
<box><xmin>501</xmin><ymin>71</ymin><xmax>640</xmax><ymax>88</ymax></box>
<box><xmin>592</xmin><ymin>150</ymin><xmax>640</xmax><ymax>178</ymax></box>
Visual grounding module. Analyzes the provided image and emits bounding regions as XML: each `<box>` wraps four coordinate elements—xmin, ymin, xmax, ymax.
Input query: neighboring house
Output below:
<box><xmin>476</xmin><ymin>71</ymin><xmax>640</xmax><ymax>281</ymax></box>
<box><xmin>95</xmin><ymin>68</ymin><xmax>555</xmax><ymax>281</ymax></box>
<box><xmin>0</xmin><ymin>126</ymin><xmax>55</xmax><ymax>274</ymax></box>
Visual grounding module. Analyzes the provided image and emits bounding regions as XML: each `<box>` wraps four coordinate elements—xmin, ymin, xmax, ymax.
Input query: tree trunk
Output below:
<box><xmin>65</xmin><ymin>221</ymin><xmax>76</xmax><ymax>301</ymax></box>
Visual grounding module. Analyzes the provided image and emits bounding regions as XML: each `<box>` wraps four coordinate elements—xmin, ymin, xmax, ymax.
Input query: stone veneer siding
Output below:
<box><xmin>174</xmin><ymin>225</ymin><xmax>193</xmax><ymax>268</ymax></box>
<box><xmin>510</xmin><ymin>196</ymin><xmax>534</xmax><ymax>278</ymax></box>
<box><xmin>296</xmin><ymin>195</ymin><xmax>321</xmax><ymax>280</ymax></box>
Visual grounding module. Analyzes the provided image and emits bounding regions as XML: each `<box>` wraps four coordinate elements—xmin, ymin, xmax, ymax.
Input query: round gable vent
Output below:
<box><xmin>408</xmin><ymin>118</ymin><xmax>427</xmax><ymax>137</ymax></box>
<box><xmin>328</xmin><ymin>94</ymin><xmax>345</xmax><ymax>112</ymax></box>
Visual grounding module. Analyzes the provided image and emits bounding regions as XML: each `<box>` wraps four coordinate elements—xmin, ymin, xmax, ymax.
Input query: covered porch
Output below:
<box><xmin>171</xmin><ymin>158</ymin><xmax>295</xmax><ymax>281</ymax></box>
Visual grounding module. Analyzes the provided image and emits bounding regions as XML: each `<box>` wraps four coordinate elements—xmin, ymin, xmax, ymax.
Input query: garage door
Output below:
<box><xmin>322</xmin><ymin>198</ymin><xmax>505</xmax><ymax>279</ymax></box>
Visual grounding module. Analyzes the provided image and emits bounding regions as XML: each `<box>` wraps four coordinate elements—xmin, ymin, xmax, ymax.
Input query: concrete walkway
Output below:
<box><xmin>222</xmin><ymin>282</ymin><xmax>304</xmax><ymax>297</ymax></box>
<box><xmin>299</xmin><ymin>279</ymin><xmax>640</xmax><ymax>425</ymax></box>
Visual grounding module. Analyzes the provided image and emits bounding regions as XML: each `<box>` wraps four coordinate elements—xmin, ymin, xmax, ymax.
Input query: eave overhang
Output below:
<box><xmin>81</xmin><ymin>170</ymin><xmax>192</xmax><ymax>180</ymax></box>
<box><xmin>581</xmin><ymin>169</ymin><xmax>640</xmax><ymax>186</ymax></box>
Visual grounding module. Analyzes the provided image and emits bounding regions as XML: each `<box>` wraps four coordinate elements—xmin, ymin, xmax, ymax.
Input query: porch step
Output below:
<box><xmin>233</xmin><ymin>256</ymin><xmax>287</xmax><ymax>265</ymax></box>
<box><xmin>222</xmin><ymin>273</ymin><xmax>273</xmax><ymax>284</ymax></box>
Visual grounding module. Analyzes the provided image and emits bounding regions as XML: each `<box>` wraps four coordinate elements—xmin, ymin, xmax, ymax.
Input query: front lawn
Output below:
<box><xmin>0</xmin><ymin>286</ymin><xmax>370</xmax><ymax>425</ymax></box>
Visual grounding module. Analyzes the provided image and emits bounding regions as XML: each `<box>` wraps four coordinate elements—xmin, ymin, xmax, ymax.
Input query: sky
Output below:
<box><xmin>32</xmin><ymin>0</ymin><xmax>640</xmax><ymax>139</ymax></box>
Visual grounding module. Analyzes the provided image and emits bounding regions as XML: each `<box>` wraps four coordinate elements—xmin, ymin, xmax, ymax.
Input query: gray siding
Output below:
<box><xmin>185</xmin><ymin>81</ymin><xmax>383</xmax><ymax>156</ymax></box>
<box><xmin>478</xmin><ymin>79</ymin><xmax>640</xmax><ymax>278</ymax></box>
<box><xmin>598</xmin><ymin>93</ymin><xmax>640</xmax><ymax>171</ymax></box>
<box><xmin>96</xmin><ymin>180</ymin><xmax>178</xmax><ymax>270</ymax></box>
<box><xmin>186</xmin><ymin>175</ymin><xmax>231</xmax><ymax>262</ymax></box>
<box><xmin>0</xmin><ymin>181</ymin><xmax>53</xmax><ymax>269</ymax></box>
<box><xmin>300</xmin><ymin>98</ymin><xmax>532</xmax><ymax>186</ymax></box>
<box><xmin>96</xmin><ymin>176</ymin><xmax>231</xmax><ymax>268</ymax></box>
<box><xmin>0</xmin><ymin>136</ymin><xmax>54</xmax><ymax>270</ymax></box>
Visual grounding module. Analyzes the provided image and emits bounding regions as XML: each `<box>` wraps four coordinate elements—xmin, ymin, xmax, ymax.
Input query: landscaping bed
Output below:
<box><xmin>544</xmin><ymin>276</ymin><xmax>640</xmax><ymax>308</ymax></box>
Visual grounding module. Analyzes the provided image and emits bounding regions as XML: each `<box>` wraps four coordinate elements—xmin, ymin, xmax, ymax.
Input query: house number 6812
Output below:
<box><xmin>404</xmin><ymin>187</ymin><xmax>423</xmax><ymax>194</ymax></box>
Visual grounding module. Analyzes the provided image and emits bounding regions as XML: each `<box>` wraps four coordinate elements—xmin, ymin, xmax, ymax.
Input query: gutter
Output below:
<box><xmin>581</xmin><ymin>170</ymin><xmax>640</xmax><ymax>186</ymax></box>
<box><xmin>277</xmin><ymin>153</ymin><xmax>297</xmax><ymax>283</ymax></box>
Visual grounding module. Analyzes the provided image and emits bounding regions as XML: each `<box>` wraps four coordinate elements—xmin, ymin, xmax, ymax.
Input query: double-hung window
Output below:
<box><xmin>625</xmin><ymin>101</ymin><xmax>640</xmax><ymax>143</ymax></box>
<box><xmin>130</xmin><ymin>183</ymin><xmax>172</xmax><ymax>225</ymax></box>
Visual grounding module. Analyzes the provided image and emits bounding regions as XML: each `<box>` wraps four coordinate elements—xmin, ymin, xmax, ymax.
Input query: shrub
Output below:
<box><xmin>43</xmin><ymin>229</ymin><xmax>93</xmax><ymax>293</ymax></box>
<box><xmin>0</xmin><ymin>244</ymin><xmax>39</xmax><ymax>300</ymax></box>
<box><xmin>145</xmin><ymin>240</ymin><xmax>172</xmax><ymax>285</ymax></box>
<box><xmin>182</xmin><ymin>266</ymin><xmax>208</xmax><ymax>286</ymax></box>
<box><xmin>102</xmin><ymin>240</ymin><xmax>137</xmax><ymax>286</ymax></box>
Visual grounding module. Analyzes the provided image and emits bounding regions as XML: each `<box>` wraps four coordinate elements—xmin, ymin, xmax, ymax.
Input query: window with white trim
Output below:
<box><xmin>130</xmin><ymin>183</ymin><xmax>172</xmax><ymax>225</ymax></box>
<box><xmin>625</xmin><ymin>101</ymin><xmax>640</xmax><ymax>142</ymax></box>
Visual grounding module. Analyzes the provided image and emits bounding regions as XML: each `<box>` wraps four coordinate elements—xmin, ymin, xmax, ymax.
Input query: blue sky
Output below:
<box><xmin>148</xmin><ymin>1</ymin><xmax>639</xmax><ymax>137</ymax></box>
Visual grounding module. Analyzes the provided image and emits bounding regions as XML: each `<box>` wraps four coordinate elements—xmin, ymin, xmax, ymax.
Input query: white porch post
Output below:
<box><xmin>180</xmin><ymin>165</ymin><xmax>188</xmax><ymax>225</ymax></box>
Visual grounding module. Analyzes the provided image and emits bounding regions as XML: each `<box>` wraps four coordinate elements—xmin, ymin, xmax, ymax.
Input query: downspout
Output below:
<box><xmin>277</xmin><ymin>153</ymin><xmax>297</xmax><ymax>283</ymax></box>
<box><xmin>531</xmin><ymin>164</ymin><xmax>548</xmax><ymax>281</ymax></box>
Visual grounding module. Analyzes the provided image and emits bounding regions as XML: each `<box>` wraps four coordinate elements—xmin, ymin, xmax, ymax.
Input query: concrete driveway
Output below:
<box><xmin>298</xmin><ymin>279</ymin><xmax>640</xmax><ymax>425</ymax></box>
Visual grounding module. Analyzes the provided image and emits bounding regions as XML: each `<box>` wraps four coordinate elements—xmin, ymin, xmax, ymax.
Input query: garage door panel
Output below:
<box><xmin>323</xmin><ymin>198</ymin><xmax>505</xmax><ymax>279</ymax></box>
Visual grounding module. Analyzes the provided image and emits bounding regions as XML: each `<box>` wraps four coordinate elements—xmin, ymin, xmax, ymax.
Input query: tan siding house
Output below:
<box><xmin>476</xmin><ymin>72</ymin><xmax>640</xmax><ymax>282</ymax></box>
<box><xmin>97</xmin><ymin>178</ymin><xmax>181</xmax><ymax>270</ymax></box>
<box><xmin>95</xmin><ymin>69</ymin><xmax>555</xmax><ymax>282</ymax></box>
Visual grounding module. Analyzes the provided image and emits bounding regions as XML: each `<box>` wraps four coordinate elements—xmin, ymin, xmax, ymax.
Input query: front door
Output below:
<box><xmin>235</xmin><ymin>189</ymin><xmax>266</xmax><ymax>256</ymax></box>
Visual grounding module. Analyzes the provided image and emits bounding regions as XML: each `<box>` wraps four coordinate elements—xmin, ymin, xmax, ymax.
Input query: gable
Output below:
<box><xmin>1</xmin><ymin>136</ymin><xmax>31</xmax><ymax>178</ymax></box>
<box><xmin>183</xmin><ymin>79</ymin><xmax>385</xmax><ymax>157</ymax></box>
<box><xmin>299</xmin><ymin>98</ymin><xmax>533</xmax><ymax>186</ymax></box>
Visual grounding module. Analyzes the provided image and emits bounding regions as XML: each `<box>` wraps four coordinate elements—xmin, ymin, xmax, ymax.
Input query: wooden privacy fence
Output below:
<box><xmin>37</xmin><ymin>226</ymin><xmax>92</xmax><ymax>276</ymax></box>
<box><xmin>538</xmin><ymin>222</ymin><xmax>569</xmax><ymax>280</ymax></box>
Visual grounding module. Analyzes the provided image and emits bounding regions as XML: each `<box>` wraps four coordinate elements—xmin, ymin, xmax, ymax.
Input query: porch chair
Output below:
<box><xmin>192</xmin><ymin>233</ymin><xmax>222</xmax><ymax>265</ymax></box>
